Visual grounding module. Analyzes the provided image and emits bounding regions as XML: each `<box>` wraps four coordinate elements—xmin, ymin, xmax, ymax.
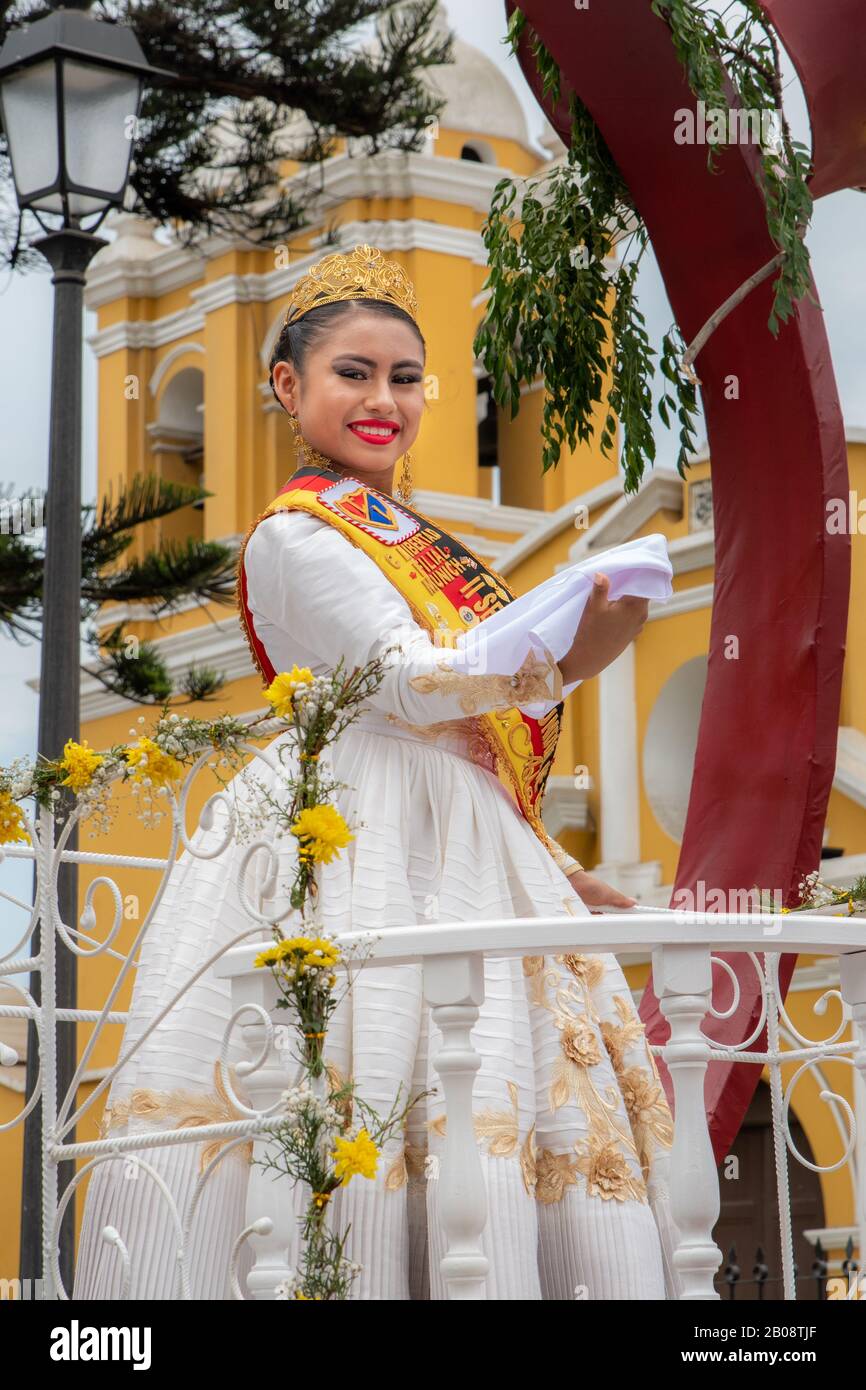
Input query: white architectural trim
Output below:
<box><xmin>86</xmin><ymin>218</ymin><xmax>488</xmax><ymax>359</ymax></box>
<box><xmin>412</xmin><ymin>489</ymin><xmax>543</xmax><ymax>534</ymax></box>
<box><xmin>835</xmin><ymin>728</ymin><xmax>866</xmax><ymax>810</ymax></box>
<box><xmin>497</xmin><ymin>479</ymin><xmax>625</xmax><ymax>576</ymax></box>
<box><xmin>149</xmin><ymin>341</ymin><xmax>206</xmax><ymax>397</ymax></box>
<box><xmin>84</xmin><ymin>147</ymin><xmax>518</xmax><ymax>322</ymax></box>
<box><xmin>597</xmin><ymin>642</ymin><xmax>641</xmax><ymax>865</ymax></box>
<box><xmin>63</xmin><ymin>618</ymin><xmax>253</xmax><ymax>723</ymax></box>
<box><xmin>646</xmin><ymin>580</ymin><xmax>713</xmax><ymax>621</ymax></box>
<box><xmin>568</xmin><ymin>470</ymin><xmax>684</xmax><ymax>558</ymax></box>
<box><xmin>541</xmin><ymin>776</ymin><xmax>594</xmax><ymax>839</ymax></box>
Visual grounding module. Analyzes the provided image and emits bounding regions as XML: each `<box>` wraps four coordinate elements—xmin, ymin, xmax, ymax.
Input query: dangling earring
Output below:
<box><xmin>287</xmin><ymin>411</ymin><xmax>332</xmax><ymax>469</ymax></box>
<box><xmin>395</xmin><ymin>450</ymin><xmax>414</xmax><ymax>505</ymax></box>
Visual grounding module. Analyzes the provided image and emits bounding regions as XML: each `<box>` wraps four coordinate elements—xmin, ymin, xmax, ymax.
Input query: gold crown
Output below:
<box><xmin>282</xmin><ymin>243</ymin><xmax>419</xmax><ymax>329</ymax></box>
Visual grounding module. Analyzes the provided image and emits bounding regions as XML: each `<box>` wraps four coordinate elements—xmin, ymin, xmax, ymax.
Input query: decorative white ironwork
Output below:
<box><xmin>1</xmin><ymin>755</ymin><xmax>865</xmax><ymax>1300</ymax></box>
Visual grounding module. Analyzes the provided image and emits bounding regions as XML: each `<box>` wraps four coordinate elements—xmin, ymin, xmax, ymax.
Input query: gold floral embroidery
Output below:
<box><xmin>520</xmin><ymin>1123</ymin><xmax>537</xmax><ymax>1197</ymax></box>
<box><xmin>424</xmin><ymin>1079</ymin><xmax>539</xmax><ymax>1196</ymax></box>
<box><xmin>574</xmin><ymin>1133</ymin><xmax>647</xmax><ymax>1203</ymax></box>
<box><xmin>407</xmin><ymin>645</ymin><xmax>560</xmax><ymax>716</ymax></box>
<box><xmin>536</xmin><ymin>1147</ymin><xmax>581</xmax><ymax>1205</ymax></box>
<box><xmin>528</xmin><ymin>961</ymin><xmax>649</xmax><ymax>1201</ymax></box>
<box><xmin>547</xmin><ymin>838</ymin><xmax>584</xmax><ymax>876</ymax></box>
<box><xmin>557</xmin><ymin>953</ymin><xmax>606</xmax><ymax>989</ymax></box>
<box><xmin>557</xmin><ymin>1018</ymin><xmax>603</xmax><ymax>1073</ymax></box>
<box><xmin>619</xmin><ymin>1066</ymin><xmax>674</xmax><ymax>1181</ymax></box>
<box><xmin>383</xmin><ymin>1138</ymin><xmax>427</xmax><ymax>1190</ymax></box>
<box><xmin>98</xmin><ymin>1061</ymin><xmax>254</xmax><ymax>1174</ymax></box>
<box><xmin>599</xmin><ymin>994</ymin><xmax>646</xmax><ymax>1074</ymax></box>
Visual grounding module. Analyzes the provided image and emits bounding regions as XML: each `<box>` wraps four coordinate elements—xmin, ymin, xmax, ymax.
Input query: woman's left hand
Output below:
<box><xmin>565</xmin><ymin>869</ymin><xmax>637</xmax><ymax>912</ymax></box>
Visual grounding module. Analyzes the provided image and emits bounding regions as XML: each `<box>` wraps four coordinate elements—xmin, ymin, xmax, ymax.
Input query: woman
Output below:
<box><xmin>74</xmin><ymin>245</ymin><xmax>681</xmax><ymax>1301</ymax></box>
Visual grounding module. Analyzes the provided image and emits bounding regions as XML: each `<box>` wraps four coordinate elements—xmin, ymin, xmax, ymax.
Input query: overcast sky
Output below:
<box><xmin>0</xmin><ymin>0</ymin><xmax>864</xmax><ymax>873</ymax></box>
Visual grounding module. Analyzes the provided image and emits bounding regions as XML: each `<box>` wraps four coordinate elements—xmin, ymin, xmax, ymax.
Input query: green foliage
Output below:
<box><xmin>0</xmin><ymin>0</ymin><xmax>454</xmax><ymax>272</ymax></box>
<box><xmin>477</xmin><ymin>2</ymin><xmax>813</xmax><ymax>491</ymax></box>
<box><xmin>1</xmin><ymin>474</ymin><xmax>237</xmax><ymax>705</ymax></box>
<box><xmin>651</xmin><ymin>0</ymin><xmax>813</xmax><ymax>332</ymax></box>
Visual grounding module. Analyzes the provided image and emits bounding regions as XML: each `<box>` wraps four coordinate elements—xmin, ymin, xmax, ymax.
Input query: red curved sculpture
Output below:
<box><xmin>506</xmin><ymin>0</ymin><xmax>854</xmax><ymax>1163</ymax></box>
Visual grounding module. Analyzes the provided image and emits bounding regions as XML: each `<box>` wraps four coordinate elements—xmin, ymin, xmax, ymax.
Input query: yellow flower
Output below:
<box><xmin>331</xmin><ymin>1127</ymin><xmax>379</xmax><ymax>1186</ymax></box>
<box><xmin>254</xmin><ymin>935</ymin><xmax>342</xmax><ymax>971</ymax></box>
<box><xmin>58</xmin><ymin>738</ymin><xmax>105</xmax><ymax>792</ymax></box>
<box><xmin>290</xmin><ymin>805</ymin><xmax>354</xmax><ymax>865</ymax></box>
<box><xmin>0</xmin><ymin>790</ymin><xmax>30</xmax><ymax>845</ymax></box>
<box><xmin>265</xmin><ymin>666</ymin><xmax>315</xmax><ymax>717</ymax></box>
<box><xmin>123</xmin><ymin>736</ymin><xmax>185</xmax><ymax>788</ymax></box>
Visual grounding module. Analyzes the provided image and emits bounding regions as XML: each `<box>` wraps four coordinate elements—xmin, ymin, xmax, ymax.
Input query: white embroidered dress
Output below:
<box><xmin>73</xmin><ymin>504</ymin><xmax>683</xmax><ymax>1301</ymax></box>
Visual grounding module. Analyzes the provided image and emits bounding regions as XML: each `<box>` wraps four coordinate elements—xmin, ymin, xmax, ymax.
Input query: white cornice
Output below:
<box><xmin>568</xmin><ymin>470</ymin><xmax>685</xmax><ymax>558</ymax></box>
<box><xmin>75</xmin><ymin>617</ymin><xmax>254</xmax><ymax>723</ymax></box>
<box><xmin>84</xmin><ymin>147</ymin><xmax>514</xmax><ymax>324</ymax></box>
<box><xmin>499</xmin><ymin>479</ymin><xmax>625</xmax><ymax>576</ymax></box>
<box><xmin>646</xmin><ymin>581</ymin><xmax>713</xmax><ymax>620</ymax></box>
<box><xmin>86</xmin><ymin>217</ymin><xmax>488</xmax><ymax>358</ymax></box>
<box><xmin>412</xmin><ymin>489</ymin><xmax>544</xmax><ymax>534</ymax></box>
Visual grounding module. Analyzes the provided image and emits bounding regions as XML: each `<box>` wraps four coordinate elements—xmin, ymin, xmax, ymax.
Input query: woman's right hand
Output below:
<box><xmin>559</xmin><ymin>572</ymin><xmax>649</xmax><ymax>683</ymax></box>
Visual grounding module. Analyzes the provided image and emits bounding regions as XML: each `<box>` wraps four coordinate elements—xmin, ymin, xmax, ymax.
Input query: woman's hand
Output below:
<box><xmin>559</xmin><ymin>572</ymin><xmax>649</xmax><ymax>683</ymax></box>
<box><xmin>565</xmin><ymin>868</ymin><xmax>637</xmax><ymax>912</ymax></box>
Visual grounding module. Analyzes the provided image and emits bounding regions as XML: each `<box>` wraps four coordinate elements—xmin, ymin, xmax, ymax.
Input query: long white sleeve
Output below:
<box><xmin>242</xmin><ymin>510</ymin><xmax>674</xmax><ymax>725</ymax></box>
<box><xmin>242</xmin><ymin>510</ymin><xmax>566</xmax><ymax>723</ymax></box>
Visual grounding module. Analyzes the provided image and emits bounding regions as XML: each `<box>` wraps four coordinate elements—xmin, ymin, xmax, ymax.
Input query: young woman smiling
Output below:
<box><xmin>73</xmin><ymin>246</ymin><xmax>682</xmax><ymax>1302</ymax></box>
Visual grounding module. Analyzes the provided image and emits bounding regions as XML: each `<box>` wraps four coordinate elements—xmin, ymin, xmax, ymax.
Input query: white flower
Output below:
<box><xmin>273</xmin><ymin>1272</ymin><xmax>301</xmax><ymax>1300</ymax></box>
<box><xmin>424</xmin><ymin>1153</ymin><xmax>440</xmax><ymax>1181</ymax></box>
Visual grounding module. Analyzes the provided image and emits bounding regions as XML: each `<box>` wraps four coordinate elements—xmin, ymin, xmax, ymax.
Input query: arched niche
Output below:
<box><xmin>643</xmin><ymin>655</ymin><xmax>708</xmax><ymax>844</ymax></box>
<box><xmin>147</xmin><ymin>364</ymin><xmax>205</xmax><ymax>543</ymax></box>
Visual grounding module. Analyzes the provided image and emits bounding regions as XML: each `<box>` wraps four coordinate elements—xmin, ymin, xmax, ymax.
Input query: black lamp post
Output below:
<box><xmin>0</xmin><ymin>0</ymin><xmax>172</xmax><ymax>1295</ymax></box>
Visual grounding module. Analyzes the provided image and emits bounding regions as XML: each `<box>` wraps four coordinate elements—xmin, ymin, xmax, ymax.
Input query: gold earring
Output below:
<box><xmin>287</xmin><ymin>412</ymin><xmax>332</xmax><ymax>469</ymax></box>
<box><xmin>395</xmin><ymin>450</ymin><xmax>414</xmax><ymax>505</ymax></box>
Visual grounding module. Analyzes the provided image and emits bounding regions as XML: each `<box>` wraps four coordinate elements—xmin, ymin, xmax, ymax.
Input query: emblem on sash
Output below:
<box><xmin>318</xmin><ymin>476</ymin><xmax>420</xmax><ymax>545</ymax></box>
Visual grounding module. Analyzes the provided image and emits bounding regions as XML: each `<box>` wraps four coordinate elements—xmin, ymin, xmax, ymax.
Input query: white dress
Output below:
<box><xmin>73</xmin><ymin>504</ymin><xmax>683</xmax><ymax>1301</ymax></box>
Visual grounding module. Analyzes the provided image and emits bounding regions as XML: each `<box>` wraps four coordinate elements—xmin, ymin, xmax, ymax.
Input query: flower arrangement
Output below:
<box><xmin>0</xmin><ymin>642</ymin><xmax>433</xmax><ymax>1300</ymax></box>
<box><xmin>754</xmin><ymin>870</ymin><xmax>866</xmax><ymax>917</ymax></box>
<box><xmin>249</xmin><ymin>657</ymin><xmax>433</xmax><ymax>1301</ymax></box>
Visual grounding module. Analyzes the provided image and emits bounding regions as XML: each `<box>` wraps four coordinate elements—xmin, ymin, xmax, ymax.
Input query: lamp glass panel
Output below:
<box><xmin>62</xmin><ymin>59</ymin><xmax>140</xmax><ymax>214</ymax></box>
<box><xmin>0</xmin><ymin>59</ymin><xmax>60</xmax><ymax>207</ymax></box>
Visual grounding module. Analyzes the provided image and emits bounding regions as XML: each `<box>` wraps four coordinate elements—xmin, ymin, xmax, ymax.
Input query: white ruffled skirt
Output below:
<box><xmin>72</xmin><ymin>715</ymin><xmax>682</xmax><ymax>1300</ymax></box>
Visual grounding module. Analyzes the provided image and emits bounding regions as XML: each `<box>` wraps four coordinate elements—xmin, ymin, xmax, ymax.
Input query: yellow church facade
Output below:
<box><xmin>1</xmin><ymin>26</ymin><xmax>864</xmax><ymax>1295</ymax></box>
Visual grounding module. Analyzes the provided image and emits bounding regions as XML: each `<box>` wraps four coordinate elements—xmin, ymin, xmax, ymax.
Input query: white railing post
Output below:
<box><xmin>839</xmin><ymin>950</ymin><xmax>866</xmax><ymax>1277</ymax></box>
<box><xmin>653</xmin><ymin>942</ymin><xmax>722</xmax><ymax>1299</ymax></box>
<box><xmin>39</xmin><ymin>803</ymin><xmax>58</xmax><ymax>1302</ymax></box>
<box><xmin>228</xmin><ymin>971</ymin><xmax>297</xmax><ymax>1301</ymax></box>
<box><xmin>423</xmin><ymin>951</ymin><xmax>489</xmax><ymax>1299</ymax></box>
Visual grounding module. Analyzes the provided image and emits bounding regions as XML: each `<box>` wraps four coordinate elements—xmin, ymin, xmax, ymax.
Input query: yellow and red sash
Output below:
<box><xmin>236</xmin><ymin>465</ymin><xmax>564</xmax><ymax>859</ymax></box>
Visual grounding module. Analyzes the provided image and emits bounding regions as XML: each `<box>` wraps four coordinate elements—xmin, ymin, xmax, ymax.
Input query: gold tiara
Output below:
<box><xmin>282</xmin><ymin>243</ymin><xmax>419</xmax><ymax>329</ymax></box>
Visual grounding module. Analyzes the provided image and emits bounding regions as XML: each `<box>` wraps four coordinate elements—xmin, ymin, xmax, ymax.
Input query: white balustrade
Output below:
<box><xmin>2</xmin><ymin>795</ymin><xmax>865</xmax><ymax>1301</ymax></box>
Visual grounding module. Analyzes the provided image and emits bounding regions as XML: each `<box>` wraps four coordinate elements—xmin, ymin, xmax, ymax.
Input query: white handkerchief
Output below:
<box><xmin>447</xmin><ymin>533</ymin><xmax>674</xmax><ymax>716</ymax></box>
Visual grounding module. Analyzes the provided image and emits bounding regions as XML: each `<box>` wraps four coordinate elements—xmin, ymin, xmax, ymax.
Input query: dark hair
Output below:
<box><xmin>268</xmin><ymin>297</ymin><xmax>426</xmax><ymax>410</ymax></box>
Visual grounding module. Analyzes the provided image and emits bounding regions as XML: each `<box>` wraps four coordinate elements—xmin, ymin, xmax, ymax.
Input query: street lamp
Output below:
<box><xmin>0</xmin><ymin>0</ymin><xmax>173</xmax><ymax>1296</ymax></box>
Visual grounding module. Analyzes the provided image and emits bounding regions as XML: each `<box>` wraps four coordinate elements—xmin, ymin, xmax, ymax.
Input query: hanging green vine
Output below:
<box><xmin>473</xmin><ymin>2</ymin><xmax>813</xmax><ymax>493</ymax></box>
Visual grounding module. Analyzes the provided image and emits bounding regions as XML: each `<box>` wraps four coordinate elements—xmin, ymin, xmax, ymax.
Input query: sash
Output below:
<box><xmin>236</xmin><ymin>464</ymin><xmax>565</xmax><ymax>860</ymax></box>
